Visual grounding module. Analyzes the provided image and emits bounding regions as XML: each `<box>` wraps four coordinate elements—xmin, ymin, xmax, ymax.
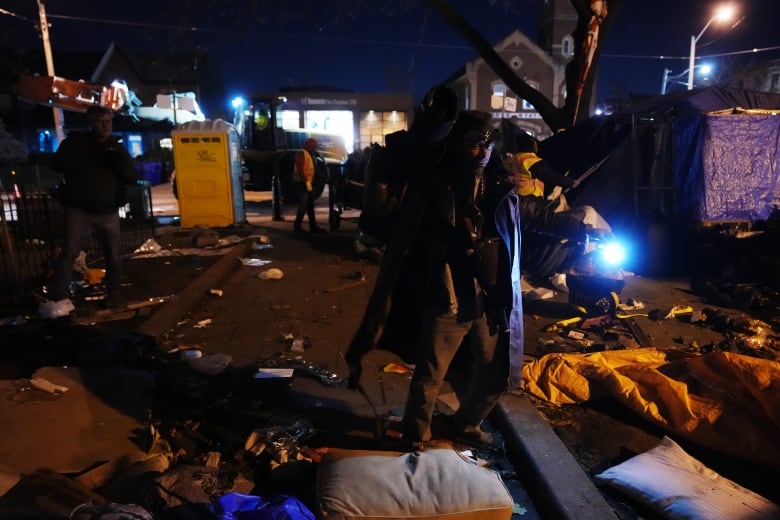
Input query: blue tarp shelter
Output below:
<box><xmin>538</xmin><ymin>86</ymin><xmax>780</xmax><ymax>274</ymax></box>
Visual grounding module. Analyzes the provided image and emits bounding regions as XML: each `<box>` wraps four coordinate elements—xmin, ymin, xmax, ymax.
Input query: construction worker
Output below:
<box><xmin>292</xmin><ymin>138</ymin><xmax>324</xmax><ymax>233</ymax></box>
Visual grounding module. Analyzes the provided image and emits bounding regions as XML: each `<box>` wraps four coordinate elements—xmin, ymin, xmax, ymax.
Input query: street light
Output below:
<box><xmin>687</xmin><ymin>4</ymin><xmax>735</xmax><ymax>90</ymax></box>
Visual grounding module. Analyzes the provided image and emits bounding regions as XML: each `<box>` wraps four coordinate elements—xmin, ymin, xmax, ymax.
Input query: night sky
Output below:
<box><xmin>2</xmin><ymin>0</ymin><xmax>779</xmax><ymax>112</ymax></box>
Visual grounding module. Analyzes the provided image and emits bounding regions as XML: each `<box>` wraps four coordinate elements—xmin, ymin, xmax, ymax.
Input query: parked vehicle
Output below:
<box><xmin>235</xmin><ymin>97</ymin><xmax>348</xmax><ymax>203</ymax></box>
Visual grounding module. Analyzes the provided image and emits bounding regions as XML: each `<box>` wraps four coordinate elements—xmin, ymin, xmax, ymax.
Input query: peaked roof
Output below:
<box><xmin>93</xmin><ymin>42</ymin><xmax>210</xmax><ymax>85</ymax></box>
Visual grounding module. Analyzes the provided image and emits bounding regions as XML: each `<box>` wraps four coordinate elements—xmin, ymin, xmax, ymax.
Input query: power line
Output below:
<box><xmin>601</xmin><ymin>45</ymin><xmax>780</xmax><ymax>62</ymax></box>
<box><xmin>47</xmin><ymin>13</ymin><xmax>208</xmax><ymax>33</ymax></box>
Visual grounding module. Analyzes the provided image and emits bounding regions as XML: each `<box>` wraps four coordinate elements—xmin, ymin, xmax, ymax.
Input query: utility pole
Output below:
<box><xmin>36</xmin><ymin>0</ymin><xmax>65</xmax><ymax>145</ymax></box>
<box><xmin>661</xmin><ymin>68</ymin><xmax>671</xmax><ymax>94</ymax></box>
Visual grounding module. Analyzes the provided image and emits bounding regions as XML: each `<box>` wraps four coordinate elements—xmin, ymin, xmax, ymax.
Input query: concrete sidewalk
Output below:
<box><xmin>132</xmin><ymin>212</ymin><xmax>617</xmax><ymax>520</ymax></box>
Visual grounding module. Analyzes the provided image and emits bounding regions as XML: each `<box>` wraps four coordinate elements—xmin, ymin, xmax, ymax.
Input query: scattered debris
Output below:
<box><xmin>259</xmin><ymin>268</ymin><xmax>284</xmax><ymax>280</ymax></box>
<box><xmin>323</xmin><ymin>273</ymin><xmax>366</xmax><ymax>293</ymax></box>
<box><xmin>29</xmin><ymin>377</ymin><xmax>69</xmax><ymax>394</ymax></box>
<box><xmin>38</xmin><ymin>298</ymin><xmax>75</xmax><ymax>319</ymax></box>
<box><xmin>617</xmin><ymin>298</ymin><xmax>645</xmax><ymax>311</ymax></box>
<box><xmin>134</xmin><ymin>238</ymin><xmax>164</xmax><ymax>254</ymax></box>
<box><xmin>382</xmin><ymin>363</ymin><xmax>413</xmax><ymax>376</ymax></box>
<box><xmin>240</xmin><ymin>258</ymin><xmax>272</xmax><ymax>267</ymax></box>
<box><xmin>186</xmin><ymin>353</ymin><xmax>232</xmax><ymax>375</ymax></box>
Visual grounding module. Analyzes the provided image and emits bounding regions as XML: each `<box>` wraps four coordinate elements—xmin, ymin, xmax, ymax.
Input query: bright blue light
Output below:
<box><xmin>599</xmin><ymin>241</ymin><xmax>627</xmax><ymax>266</ymax></box>
<box><xmin>231</xmin><ymin>97</ymin><xmax>245</xmax><ymax>109</ymax></box>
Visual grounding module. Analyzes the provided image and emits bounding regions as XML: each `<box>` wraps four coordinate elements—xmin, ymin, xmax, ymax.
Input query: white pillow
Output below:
<box><xmin>596</xmin><ymin>436</ymin><xmax>780</xmax><ymax>520</ymax></box>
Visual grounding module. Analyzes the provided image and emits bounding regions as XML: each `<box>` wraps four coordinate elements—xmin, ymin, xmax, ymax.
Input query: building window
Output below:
<box><xmin>522</xmin><ymin>81</ymin><xmax>539</xmax><ymax>110</ymax></box>
<box><xmin>492</xmin><ymin>83</ymin><xmax>507</xmax><ymax>97</ymax></box>
<box><xmin>359</xmin><ymin>110</ymin><xmax>407</xmax><ymax>150</ymax></box>
<box><xmin>491</xmin><ymin>82</ymin><xmax>508</xmax><ymax>111</ymax></box>
<box><xmin>772</xmin><ymin>73</ymin><xmax>780</xmax><ymax>91</ymax></box>
<box><xmin>561</xmin><ymin>35</ymin><xmax>574</xmax><ymax>58</ymax></box>
<box><xmin>279</xmin><ymin>110</ymin><xmax>301</xmax><ymax>130</ymax></box>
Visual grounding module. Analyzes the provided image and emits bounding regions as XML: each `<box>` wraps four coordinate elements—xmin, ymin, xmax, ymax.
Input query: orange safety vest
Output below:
<box><xmin>510</xmin><ymin>152</ymin><xmax>545</xmax><ymax>197</ymax></box>
<box><xmin>293</xmin><ymin>149</ymin><xmax>315</xmax><ymax>182</ymax></box>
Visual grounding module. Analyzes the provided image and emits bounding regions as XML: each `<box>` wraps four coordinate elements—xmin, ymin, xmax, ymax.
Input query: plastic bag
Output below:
<box><xmin>39</xmin><ymin>298</ymin><xmax>75</xmax><ymax>319</ymax></box>
<box><xmin>213</xmin><ymin>493</ymin><xmax>315</xmax><ymax>520</ymax></box>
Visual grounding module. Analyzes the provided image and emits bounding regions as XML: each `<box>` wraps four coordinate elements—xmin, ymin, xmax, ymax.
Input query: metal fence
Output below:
<box><xmin>0</xmin><ymin>186</ymin><xmax>155</xmax><ymax>307</ymax></box>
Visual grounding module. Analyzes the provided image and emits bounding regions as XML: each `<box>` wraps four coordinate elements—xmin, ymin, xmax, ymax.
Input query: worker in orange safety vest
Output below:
<box><xmin>293</xmin><ymin>138</ymin><xmax>325</xmax><ymax>233</ymax></box>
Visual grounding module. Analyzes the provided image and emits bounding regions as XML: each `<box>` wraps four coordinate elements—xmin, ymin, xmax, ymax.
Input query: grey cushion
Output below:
<box><xmin>316</xmin><ymin>448</ymin><xmax>513</xmax><ymax>520</ymax></box>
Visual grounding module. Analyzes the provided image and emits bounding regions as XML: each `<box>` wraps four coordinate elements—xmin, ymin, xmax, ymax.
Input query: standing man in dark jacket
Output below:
<box><xmin>346</xmin><ymin>110</ymin><xmax>523</xmax><ymax>450</ymax></box>
<box><xmin>48</xmin><ymin>105</ymin><xmax>140</xmax><ymax>307</ymax></box>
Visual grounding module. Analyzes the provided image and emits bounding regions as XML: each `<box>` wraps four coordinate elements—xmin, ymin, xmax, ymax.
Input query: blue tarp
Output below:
<box><xmin>541</xmin><ymin>87</ymin><xmax>780</xmax><ymax>227</ymax></box>
<box><xmin>676</xmin><ymin>114</ymin><xmax>780</xmax><ymax>222</ymax></box>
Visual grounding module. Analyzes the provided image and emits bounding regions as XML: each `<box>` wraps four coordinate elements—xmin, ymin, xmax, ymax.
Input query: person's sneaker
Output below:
<box><xmin>310</xmin><ymin>225</ymin><xmax>327</xmax><ymax>234</ymax></box>
<box><xmin>456</xmin><ymin>425</ymin><xmax>501</xmax><ymax>451</ymax></box>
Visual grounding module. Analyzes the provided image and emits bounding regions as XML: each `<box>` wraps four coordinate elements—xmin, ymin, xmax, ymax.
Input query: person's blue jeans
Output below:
<box><xmin>402</xmin><ymin>307</ymin><xmax>510</xmax><ymax>442</ymax></box>
<box><xmin>49</xmin><ymin>207</ymin><xmax>122</xmax><ymax>300</ymax></box>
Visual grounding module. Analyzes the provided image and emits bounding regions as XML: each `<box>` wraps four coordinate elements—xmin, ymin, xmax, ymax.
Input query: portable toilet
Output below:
<box><xmin>172</xmin><ymin>120</ymin><xmax>246</xmax><ymax>228</ymax></box>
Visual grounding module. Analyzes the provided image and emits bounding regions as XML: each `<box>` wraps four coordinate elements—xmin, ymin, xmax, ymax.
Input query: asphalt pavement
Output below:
<box><xmin>132</xmin><ymin>192</ymin><xmax>618</xmax><ymax>519</ymax></box>
<box><xmin>7</xmin><ymin>182</ymin><xmax>719</xmax><ymax>518</ymax></box>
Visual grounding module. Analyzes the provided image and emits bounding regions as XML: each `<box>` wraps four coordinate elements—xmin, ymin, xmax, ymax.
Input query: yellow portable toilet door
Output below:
<box><xmin>174</xmin><ymin>128</ymin><xmax>238</xmax><ymax>228</ymax></box>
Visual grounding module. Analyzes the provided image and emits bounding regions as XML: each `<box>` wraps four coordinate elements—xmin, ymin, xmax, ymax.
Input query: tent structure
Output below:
<box><xmin>538</xmin><ymin>86</ymin><xmax>780</xmax><ymax>275</ymax></box>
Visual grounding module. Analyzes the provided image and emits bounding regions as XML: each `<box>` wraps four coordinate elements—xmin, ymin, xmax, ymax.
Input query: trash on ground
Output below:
<box><xmin>244</xmin><ymin>417</ymin><xmax>316</xmax><ymax>461</ymax></box>
<box><xmin>186</xmin><ymin>353</ymin><xmax>232</xmax><ymax>375</ymax></box>
<box><xmin>70</xmin><ymin>502</ymin><xmax>154</xmax><ymax>520</ymax></box>
<box><xmin>30</xmin><ymin>377</ymin><xmax>69</xmax><ymax>394</ymax></box>
<box><xmin>147</xmin><ymin>425</ymin><xmax>173</xmax><ymax>459</ymax></box>
<box><xmin>167</xmin><ymin>344</ymin><xmax>204</xmax><ymax>354</ymax></box>
<box><xmin>209</xmin><ymin>288</ymin><xmax>223</xmax><ymax>297</ymax></box>
<box><xmin>255</xmin><ymin>368</ymin><xmax>295</xmax><ymax>379</ymax></box>
<box><xmin>240</xmin><ymin>258</ymin><xmax>272</xmax><ymax>267</ymax></box>
<box><xmin>251</xmin><ymin>234</ymin><xmax>271</xmax><ymax>244</ymax></box>
<box><xmin>82</xmin><ymin>268</ymin><xmax>106</xmax><ymax>285</ymax></box>
<box><xmin>259</xmin><ymin>267</ymin><xmax>284</xmax><ymax>279</ymax></box>
<box><xmin>291</xmin><ymin>338</ymin><xmax>305</xmax><ymax>353</ymax></box>
<box><xmin>663</xmin><ymin>305</ymin><xmax>694</xmax><ymax>320</ymax></box>
<box><xmin>180</xmin><ymin>349</ymin><xmax>202</xmax><ymax>360</ymax></box>
<box><xmin>134</xmin><ymin>237</ymin><xmax>164</xmax><ymax>254</ymax></box>
<box><xmin>213</xmin><ymin>493</ymin><xmax>316</xmax><ymax>520</ymax></box>
<box><xmin>38</xmin><ymin>298</ymin><xmax>75</xmax><ymax>319</ymax></box>
<box><xmin>192</xmin><ymin>228</ymin><xmax>220</xmax><ymax>248</ymax></box>
<box><xmin>550</xmin><ymin>272</ymin><xmax>569</xmax><ymax>292</ymax></box>
<box><xmin>544</xmin><ymin>316</ymin><xmax>582</xmax><ymax>332</ymax></box>
<box><xmin>382</xmin><ymin>363</ymin><xmax>413</xmax><ymax>375</ymax></box>
<box><xmin>72</xmin><ymin>250</ymin><xmax>89</xmax><ymax>273</ymax></box>
<box><xmin>618</xmin><ymin>298</ymin><xmax>645</xmax><ymax>311</ymax></box>
<box><xmin>523</xmin><ymin>287</ymin><xmax>556</xmax><ymax>301</ymax></box>
<box><xmin>194</xmin><ymin>318</ymin><xmax>212</xmax><ymax>328</ymax></box>
<box><xmin>261</xmin><ymin>357</ymin><xmax>344</xmax><ymax>388</ymax></box>
<box><xmin>253</xmin><ymin>242</ymin><xmax>273</xmax><ymax>250</ymax></box>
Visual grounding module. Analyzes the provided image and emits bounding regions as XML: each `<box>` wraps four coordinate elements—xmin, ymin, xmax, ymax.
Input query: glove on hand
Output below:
<box><xmin>305</xmin><ymin>181</ymin><xmax>313</xmax><ymax>192</ymax></box>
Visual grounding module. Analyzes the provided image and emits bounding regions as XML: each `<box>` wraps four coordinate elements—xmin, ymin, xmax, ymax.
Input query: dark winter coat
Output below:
<box><xmin>53</xmin><ymin>131</ymin><xmax>140</xmax><ymax>214</ymax></box>
<box><xmin>346</xmin><ymin>152</ymin><xmax>524</xmax><ymax>388</ymax></box>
